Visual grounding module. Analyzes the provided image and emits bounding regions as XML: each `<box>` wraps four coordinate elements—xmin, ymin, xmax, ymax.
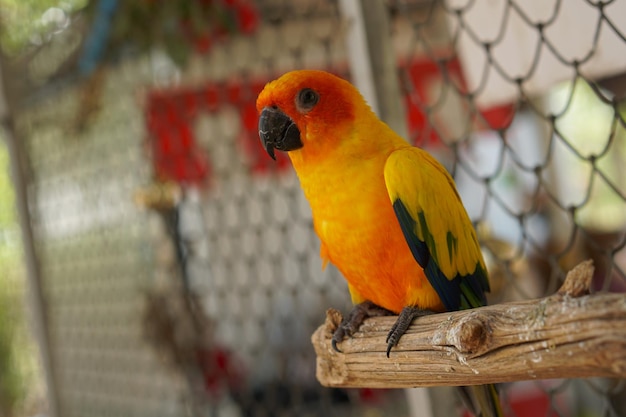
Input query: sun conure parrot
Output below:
<box><xmin>256</xmin><ymin>70</ymin><xmax>503</xmax><ymax>417</ymax></box>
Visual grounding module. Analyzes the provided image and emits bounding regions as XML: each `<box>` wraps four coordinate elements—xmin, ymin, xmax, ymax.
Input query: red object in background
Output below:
<box><xmin>146</xmin><ymin>93</ymin><xmax>211</xmax><ymax>185</ymax></box>
<box><xmin>231</xmin><ymin>0</ymin><xmax>259</xmax><ymax>34</ymax></box>
<box><xmin>180</xmin><ymin>0</ymin><xmax>259</xmax><ymax>54</ymax></box>
<box><xmin>145</xmin><ymin>78</ymin><xmax>292</xmax><ymax>185</ymax></box>
<box><xmin>197</xmin><ymin>345</ymin><xmax>245</xmax><ymax>398</ymax></box>
<box><xmin>401</xmin><ymin>56</ymin><xmax>515</xmax><ymax>148</ymax></box>
<box><xmin>144</xmin><ymin>58</ymin><xmax>514</xmax><ymax>184</ymax></box>
<box><xmin>461</xmin><ymin>383</ymin><xmax>569</xmax><ymax>417</ymax></box>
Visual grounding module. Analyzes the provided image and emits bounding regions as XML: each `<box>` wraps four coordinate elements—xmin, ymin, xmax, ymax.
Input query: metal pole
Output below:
<box><xmin>338</xmin><ymin>0</ymin><xmax>407</xmax><ymax>137</ymax></box>
<box><xmin>0</xmin><ymin>54</ymin><xmax>61</xmax><ymax>417</ymax></box>
<box><xmin>338</xmin><ymin>0</ymin><xmax>380</xmax><ymax>116</ymax></box>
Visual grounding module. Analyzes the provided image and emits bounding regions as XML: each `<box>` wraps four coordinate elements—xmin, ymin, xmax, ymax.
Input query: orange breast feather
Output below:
<box><xmin>297</xmin><ymin>148</ymin><xmax>445</xmax><ymax>314</ymax></box>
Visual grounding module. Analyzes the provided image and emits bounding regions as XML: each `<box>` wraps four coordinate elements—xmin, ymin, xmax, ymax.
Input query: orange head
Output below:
<box><xmin>256</xmin><ymin>70</ymin><xmax>372</xmax><ymax>161</ymax></box>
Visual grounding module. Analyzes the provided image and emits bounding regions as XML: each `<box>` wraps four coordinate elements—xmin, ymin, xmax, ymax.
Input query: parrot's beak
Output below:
<box><xmin>258</xmin><ymin>107</ymin><xmax>303</xmax><ymax>160</ymax></box>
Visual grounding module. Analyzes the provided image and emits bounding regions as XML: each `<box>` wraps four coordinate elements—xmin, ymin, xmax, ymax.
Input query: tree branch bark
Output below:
<box><xmin>311</xmin><ymin>260</ymin><xmax>626</xmax><ymax>388</ymax></box>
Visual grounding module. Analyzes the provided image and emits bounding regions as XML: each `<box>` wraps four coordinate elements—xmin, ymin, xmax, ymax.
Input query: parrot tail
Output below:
<box><xmin>459</xmin><ymin>384</ymin><xmax>504</xmax><ymax>417</ymax></box>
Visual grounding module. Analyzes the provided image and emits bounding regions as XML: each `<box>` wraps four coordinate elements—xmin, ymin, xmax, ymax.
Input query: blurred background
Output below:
<box><xmin>0</xmin><ymin>0</ymin><xmax>625</xmax><ymax>416</ymax></box>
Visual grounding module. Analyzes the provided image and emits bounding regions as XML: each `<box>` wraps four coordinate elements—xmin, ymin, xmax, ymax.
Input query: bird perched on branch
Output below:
<box><xmin>256</xmin><ymin>70</ymin><xmax>503</xmax><ymax>417</ymax></box>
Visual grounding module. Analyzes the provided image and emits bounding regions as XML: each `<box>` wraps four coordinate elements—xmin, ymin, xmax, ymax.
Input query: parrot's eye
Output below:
<box><xmin>296</xmin><ymin>88</ymin><xmax>319</xmax><ymax>113</ymax></box>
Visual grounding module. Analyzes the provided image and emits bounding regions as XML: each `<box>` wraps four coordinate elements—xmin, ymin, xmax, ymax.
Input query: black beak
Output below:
<box><xmin>258</xmin><ymin>107</ymin><xmax>303</xmax><ymax>160</ymax></box>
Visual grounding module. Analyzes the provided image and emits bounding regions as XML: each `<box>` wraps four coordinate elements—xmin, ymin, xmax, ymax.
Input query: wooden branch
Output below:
<box><xmin>311</xmin><ymin>260</ymin><xmax>626</xmax><ymax>388</ymax></box>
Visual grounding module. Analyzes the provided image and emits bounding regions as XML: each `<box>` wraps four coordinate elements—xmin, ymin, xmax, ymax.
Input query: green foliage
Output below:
<box><xmin>0</xmin><ymin>138</ymin><xmax>37</xmax><ymax>416</ymax></box>
<box><xmin>0</xmin><ymin>0</ymin><xmax>255</xmax><ymax>63</ymax></box>
<box><xmin>0</xmin><ymin>136</ymin><xmax>15</xmax><ymax>228</ymax></box>
<box><xmin>0</xmin><ymin>0</ymin><xmax>88</xmax><ymax>55</ymax></box>
<box><xmin>0</xmin><ymin>279</ymin><xmax>20</xmax><ymax>414</ymax></box>
<box><xmin>89</xmin><ymin>1</ymin><xmax>243</xmax><ymax>67</ymax></box>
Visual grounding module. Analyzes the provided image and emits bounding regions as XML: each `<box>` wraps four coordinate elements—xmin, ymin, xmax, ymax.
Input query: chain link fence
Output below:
<box><xmin>391</xmin><ymin>1</ymin><xmax>626</xmax><ymax>416</ymax></box>
<box><xmin>1</xmin><ymin>0</ymin><xmax>625</xmax><ymax>417</ymax></box>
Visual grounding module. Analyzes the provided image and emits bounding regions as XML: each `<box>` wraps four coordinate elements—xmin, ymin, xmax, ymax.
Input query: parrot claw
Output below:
<box><xmin>386</xmin><ymin>306</ymin><xmax>434</xmax><ymax>357</ymax></box>
<box><xmin>331</xmin><ymin>301</ymin><xmax>393</xmax><ymax>353</ymax></box>
<box><xmin>331</xmin><ymin>333</ymin><xmax>344</xmax><ymax>353</ymax></box>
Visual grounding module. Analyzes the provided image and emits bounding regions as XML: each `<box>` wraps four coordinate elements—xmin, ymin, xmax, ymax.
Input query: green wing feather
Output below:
<box><xmin>385</xmin><ymin>147</ymin><xmax>503</xmax><ymax>417</ymax></box>
<box><xmin>384</xmin><ymin>147</ymin><xmax>490</xmax><ymax>311</ymax></box>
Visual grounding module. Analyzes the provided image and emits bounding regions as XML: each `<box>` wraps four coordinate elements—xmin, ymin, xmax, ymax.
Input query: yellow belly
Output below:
<box><xmin>311</xmin><ymin>175</ymin><xmax>444</xmax><ymax>313</ymax></box>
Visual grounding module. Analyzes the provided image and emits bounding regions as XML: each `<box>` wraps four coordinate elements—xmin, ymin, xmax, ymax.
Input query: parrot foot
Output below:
<box><xmin>332</xmin><ymin>301</ymin><xmax>393</xmax><ymax>353</ymax></box>
<box><xmin>386</xmin><ymin>306</ymin><xmax>434</xmax><ymax>357</ymax></box>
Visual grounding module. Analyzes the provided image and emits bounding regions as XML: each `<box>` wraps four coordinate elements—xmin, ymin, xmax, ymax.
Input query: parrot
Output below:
<box><xmin>256</xmin><ymin>70</ymin><xmax>503</xmax><ymax>417</ymax></box>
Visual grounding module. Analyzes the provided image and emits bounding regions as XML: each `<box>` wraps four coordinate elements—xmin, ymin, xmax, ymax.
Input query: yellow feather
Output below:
<box><xmin>384</xmin><ymin>147</ymin><xmax>485</xmax><ymax>280</ymax></box>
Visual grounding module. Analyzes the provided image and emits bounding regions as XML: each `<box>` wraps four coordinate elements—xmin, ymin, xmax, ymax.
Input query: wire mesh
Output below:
<box><xmin>0</xmin><ymin>137</ymin><xmax>45</xmax><ymax>417</ymax></box>
<box><xmin>10</xmin><ymin>1</ymin><xmax>409</xmax><ymax>416</ymax></box>
<box><xmin>391</xmin><ymin>0</ymin><xmax>626</xmax><ymax>416</ymax></box>
<box><xmin>17</xmin><ymin>59</ymin><xmax>190</xmax><ymax>417</ymax></box>
<box><xmin>2</xmin><ymin>0</ymin><xmax>625</xmax><ymax>417</ymax></box>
